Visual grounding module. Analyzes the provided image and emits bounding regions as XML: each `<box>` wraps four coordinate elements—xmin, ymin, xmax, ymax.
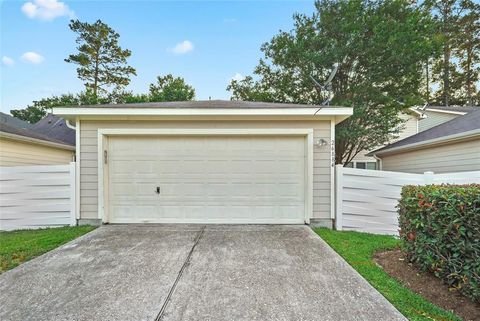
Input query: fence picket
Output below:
<box><xmin>335</xmin><ymin>165</ymin><xmax>480</xmax><ymax>235</ymax></box>
<box><xmin>0</xmin><ymin>163</ymin><xmax>76</xmax><ymax>231</ymax></box>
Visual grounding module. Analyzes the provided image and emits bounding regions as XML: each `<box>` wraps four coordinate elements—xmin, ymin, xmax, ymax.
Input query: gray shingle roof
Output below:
<box><xmin>0</xmin><ymin>112</ymin><xmax>32</xmax><ymax>129</ymax></box>
<box><xmin>0</xmin><ymin>113</ymin><xmax>75</xmax><ymax>147</ymax></box>
<box><xmin>69</xmin><ymin>100</ymin><xmax>333</xmax><ymax>109</ymax></box>
<box><xmin>422</xmin><ymin>105</ymin><xmax>479</xmax><ymax>114</ymax></box>
<box><xmin>370</xmin><ymin>109</ymin><xmax>480</xmax><ymax>155</ymax></box>
<box><xmin>31</xmin><ymin>114</ymin><xmax>75</xmax><ymax>146</ymax></box>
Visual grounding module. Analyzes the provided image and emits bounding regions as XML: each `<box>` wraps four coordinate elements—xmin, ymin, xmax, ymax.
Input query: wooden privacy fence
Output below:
<box><xmin>0</xmin><ymin>163</ymin><xmax>76</xmax><ymax>231</ymax></box>
<box><xmin>335</xmin><ymin>165</ymin><xmax>480</xmax><ymax>235</ymax></box>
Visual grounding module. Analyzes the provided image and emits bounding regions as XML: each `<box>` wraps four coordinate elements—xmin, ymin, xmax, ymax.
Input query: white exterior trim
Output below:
<box><xmin>69</xmin><ymin>162</ymin><xmax>76</xmax><ymax>226</ymax></box>
<box><xmin>330</xmin><ymin>119</ymin><xmax>335</xmax><ymax>220</ymax></box>
<box><xmin>426</xmin><ymin>108</ymin><xmax>468</xmax><ymax>116</ymax></box>
<box><xmin>97</xmin><ymin>128</ymin><xmax>315</xmax><ymax>224</ymax></box>
<box><xmin>54</xmin><ymin>107</ymin><xmax>352</xmax><ymax>117</ymax></box>
<box><xmin>372</xmin><ymin>129</ymin><xmax>480</xmax><ymax>157</ymax></box>
<box><xmin>75</xmin><ymin>118</ymin><xmax>80</xmax><ymax>220</ymax></box>
<box><xmin>0</xmin><ymin>131</ymin><xmax>75</xmax><ymax>151</ymax></box>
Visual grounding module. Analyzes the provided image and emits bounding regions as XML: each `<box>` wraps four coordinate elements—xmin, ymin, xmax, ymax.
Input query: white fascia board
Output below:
<box><xmin>372</xmin><ymin>129</ymin><xmax>480</xmax><ymax>157</ymax></box>
<box><xmin>53</xmin><ymin>107</ymin><xmax>353</xmax><ymax>120</ymax></box>
<box><xmin>407</xmin><ymin>107</ymin><xmax>424</xmax><ymax>118</ymax></box>
<box><xmin>0</xmin><ymin>131</ymin><xmax>76</xmax><ymax>151</ymax></box>
<box><xmin>425</xmin><ymin>108</ymin><xmax>467</xmax><ymax>115</ymax></box>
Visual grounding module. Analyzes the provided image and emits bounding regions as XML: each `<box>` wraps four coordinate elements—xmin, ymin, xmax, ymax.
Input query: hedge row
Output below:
<box><xmin>398</xmin><ymin>184</ymin><xmax>480</xmax><ymax>302</ymax></box>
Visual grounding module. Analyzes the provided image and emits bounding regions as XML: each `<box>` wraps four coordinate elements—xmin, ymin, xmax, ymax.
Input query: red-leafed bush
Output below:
<box><xmin>398</xmin><ymin>184</ymin><xmax>480</xmax><ymax>302</ymax></box>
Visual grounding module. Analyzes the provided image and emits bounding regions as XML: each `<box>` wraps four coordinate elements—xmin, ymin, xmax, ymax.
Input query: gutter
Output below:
<box><xmin>0</xmin><ymin>131</ymin><xmax>75</xmax><ymax>151</ymax></box>
<box><xmin>426</xmin><ymin>108</ymin><xmax>468</xmax><ymax>116</ymax></box>
<box><xmin>65</xmin><ymin>119</ymin><xmax>76</xmax><ymax>130</ymax></box>
<box><xmin>368</xmin><ymin>129</ymin><xmax>480</xmax><ymax>158</ymax></box>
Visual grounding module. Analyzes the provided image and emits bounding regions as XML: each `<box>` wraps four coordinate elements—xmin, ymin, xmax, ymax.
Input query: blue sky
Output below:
<box><xmin>0</xmin><ymin>0</ymin><xmax>315</xmax><ymax>113</ymax></box>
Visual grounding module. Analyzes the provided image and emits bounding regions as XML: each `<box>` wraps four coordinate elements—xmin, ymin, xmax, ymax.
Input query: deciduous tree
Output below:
<box><xmin>228</xmin><ymin>0</ymin><xmax>439</xmax><ymax>165</ymax></box>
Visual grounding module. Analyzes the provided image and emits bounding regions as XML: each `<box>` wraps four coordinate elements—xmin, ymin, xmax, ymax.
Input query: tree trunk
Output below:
<box><xmin>93</xmin><ymin>58</ymin><xmax>99</xmax><ymax>98</ymax></box>
<box><xmin>466</xmin><ymin>48</ymin><xmax>473</xmax><ymax>106</ymax></box>
<box><xmin>425</xmin><ymin>59</ymin><xmax>430</xmax><ymax>103</ymax></box>
<box><xmin>443</xmin><ymin>38</ymin><xmax>450</xmax><ymax>106</ymax></box>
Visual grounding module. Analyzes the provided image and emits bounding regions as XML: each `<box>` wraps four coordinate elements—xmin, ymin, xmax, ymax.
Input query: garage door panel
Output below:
<box><xmin>108</xmin><ymin>136</ymin><xmax>306</xmax><ymax>224</ymax></box>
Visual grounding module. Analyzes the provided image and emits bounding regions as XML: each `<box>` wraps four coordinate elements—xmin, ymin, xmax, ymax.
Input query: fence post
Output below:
<box><xmin>423</xmin><ymin>171</ymin><xmax>435</xmax><ymax>185</ymax></box>
<box><xmin>335</xmin><ymin>164</ymin><xmax>344</xmax><ymax>230</ymax></box>
<box><xmin>69</xmin><ymin>162</ymin><xmax>77</xmax><ymax>226</ymax></box>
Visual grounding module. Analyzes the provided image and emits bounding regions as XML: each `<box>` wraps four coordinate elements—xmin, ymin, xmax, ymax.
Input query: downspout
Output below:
<box><xmin>372</xmin><ymin>154</ymin><xmax>382</xmax><ymax>171</ymax></box>
<box><xmin>65</xmin><ymin>120</ymin><xmax>76</xmax><ymax>162</ymax></box>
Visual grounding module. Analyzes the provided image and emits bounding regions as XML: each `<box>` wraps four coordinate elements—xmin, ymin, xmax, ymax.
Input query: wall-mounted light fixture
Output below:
<box><xmin>314</xmin><ymin>138</ymin><xmax>328</xmax><ymax>147</ymax></box>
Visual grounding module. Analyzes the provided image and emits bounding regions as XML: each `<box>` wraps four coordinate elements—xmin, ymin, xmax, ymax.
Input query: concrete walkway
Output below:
<box><xmin>0</xmin><ymin>225</ymin><xmax>406</xmax><ymax>321</ymax></box>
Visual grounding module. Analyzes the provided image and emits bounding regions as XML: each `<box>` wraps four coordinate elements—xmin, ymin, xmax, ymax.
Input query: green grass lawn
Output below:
<box><xmin>315</xmin><ymin>228</ymin><xmax>461</xmax><ymax>321</ymax></box>
<box><xmin>0</xmin><ymin>226</ymin><xmax>96</xmax><ymax>273</ymax></box>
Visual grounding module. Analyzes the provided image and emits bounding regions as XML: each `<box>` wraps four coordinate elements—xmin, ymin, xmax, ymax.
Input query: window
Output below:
<box><xmin>344</xmin><ymin>161</ymin><xmax>378</xmax><ymax>170</ymax></box>
<box><xmin>356</xmin><ymin>162</ymin><xmax>366</xmax><ymax>169</ymax></box>
<box><xmin>366</xmin><ymin>162</ymin><xmax>377</xmax><ymax>170</ymax></box>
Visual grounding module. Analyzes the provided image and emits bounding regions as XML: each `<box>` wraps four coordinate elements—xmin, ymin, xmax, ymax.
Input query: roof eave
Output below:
<box><xmin>0</xmin><ymin>131</ymin><xmax>76</xmax><ymax>151</ymax></box>
<box><xmin>53</xmin><ymin>107</ymin><xmax>353</xmax><ymax>123</ymax></box>
<box><xmin>425</xmin><ymin>108</ymin><xmax>468</xmax><ymax>115</ymax></box>
<box><xmin>368</xmin><ymin>129</ymin><xmax>480</xmax><ymax>157</ymax></box>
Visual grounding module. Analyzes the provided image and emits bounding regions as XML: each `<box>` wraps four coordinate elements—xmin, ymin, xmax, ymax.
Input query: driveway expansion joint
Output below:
<box><xmin>154</xmin><ymin>225</ymin><xmax>206</xmax><ymax>321</ymax></box>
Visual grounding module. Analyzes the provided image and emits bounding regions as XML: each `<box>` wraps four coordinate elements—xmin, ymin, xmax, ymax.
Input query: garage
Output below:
<box><xmin>107</xmin><ymin>135</ymin><xmax>306</xmax><ymax>224</ymax></box>
<box><xmin>53</xmin><ymin>100</ymin><xmax>353</xmax><ymax>227</ymax></box>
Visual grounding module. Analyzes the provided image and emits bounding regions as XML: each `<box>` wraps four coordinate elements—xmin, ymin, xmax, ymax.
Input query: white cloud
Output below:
<box><xmin>2</xmin><ymin>56</ymin><xmax>15</xmax><ymax>67</ymax></box>
<box><xmin>21</xmin><ymin>0</ymin><xmax>75</xmax><ymax>21</ymax></box>
<box><xmin>170</xmin><ymin>40</ymin><xmax>194</xmax><ymax>55</ymax></box>
<box><xmin>231</xmin><ymin>73</ymin><xmax>244</xmax><ymax>82</ymax></box>
<box><xmin>21</xmin><ymin>52</ymin><xmax>45</xmax><ymax>64</ymax></box>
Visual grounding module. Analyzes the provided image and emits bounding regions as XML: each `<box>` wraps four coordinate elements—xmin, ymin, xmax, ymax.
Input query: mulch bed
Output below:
<box><xmin>374</xmin><ymin>249</ymin><xmax>480</xmax><ymax>321</ymax></box>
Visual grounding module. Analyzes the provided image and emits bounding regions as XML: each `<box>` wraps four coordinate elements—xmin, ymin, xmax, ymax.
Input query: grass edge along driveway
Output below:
<box><xmin>0</xmin><ymin>226</ymin><xmax>96</xmax><ymax>273</ymax></box>
<box><xmin>314</xmin><ymin>228</ymin><xmax>461</xmax><ymax>321</ymax></box>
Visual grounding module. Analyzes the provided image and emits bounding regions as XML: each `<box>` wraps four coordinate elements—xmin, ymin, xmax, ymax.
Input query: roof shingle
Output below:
<box><xmin>370</xmin><ymin>109</ymin><xmax>480</xmax><ymax>155</ymax></box>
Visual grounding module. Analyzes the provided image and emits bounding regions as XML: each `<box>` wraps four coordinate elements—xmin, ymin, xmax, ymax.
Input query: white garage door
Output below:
<box><xmin>107</xmin><ymin>136</ymin><xmax>306</xmax><ymax>224</ymax></box>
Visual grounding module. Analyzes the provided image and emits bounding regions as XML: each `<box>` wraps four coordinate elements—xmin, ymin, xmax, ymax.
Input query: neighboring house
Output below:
<box><xmin>347</xmin><ymin>110</ymin><xmax>423</xmax><ymax>170</ymax></box>
<box><xmin>0</xmin><ymin>113</ymin><xmax>75</xmax><ymax>166</ymax></box>
<box><xmin>53</xmin><ymin>100</ymin><xmax>353</xmax><ymax>227</ymax></box>
<box><xmin>368</xmin><ymin>109</ymin><xmax>480</xmax><ymax>174</ymax></box>
<box><xmin>0</xmin><ymin>112</ymin><xmax>32</xmax><ymax>130</ymax></box>
<box><xmin>416</xmin><ymin>105</ymin><xmax>478</xmax><ymax>132</ymax></box>
<box><xmin>347</xmin><ymin>105</ymin><xmax>479</xmax><ymax>169</ymax></box>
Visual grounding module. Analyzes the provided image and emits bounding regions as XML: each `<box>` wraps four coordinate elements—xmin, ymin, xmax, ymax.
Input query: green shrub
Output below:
<box><xmin>398</xmin><ymin>184</ymin><xmax>480</xmax><ymax>303</ymax></box>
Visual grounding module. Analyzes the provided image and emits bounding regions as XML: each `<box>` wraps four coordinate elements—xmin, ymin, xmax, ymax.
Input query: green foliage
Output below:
<box><xmin>10</xmin><ymin>94</ymin><xmax>80</xmax><ymax>123</ymax></box>
<box><xmin>65</xmin><ymin>19</ymin><xmax>136</xmax><ymax>98</ymax></box>
<box><xmin>424</xmin><ymin>0</ymin><xmax>480</xmax><ymax>106</ymax></box>
<box><xmin>10</xmin><ymin>74</ymin><xmax>195</xmax><ymax>120</ymax></box>
<box><xmin>398</xmin><ymin>184</ymin><xmax>480</xmax><ymax>302</ymax></box>
<box><xmin>228</xmin><ymin>0</ymin><xmax>440</xmax><ymax>164</ymax></box>
<box><xmin>0</xmin><ymin>226</ymin><xmax>96</xmax><ymax>273</ymax></box>
<box><xmin>149</xmin><ymin>74</ymin><xmax>195</xmax><ymax>102</ymax></box>
<box><xmin>315</xmin><ymin>228</ymin><xmax>461</xmax><ymax>321</ymax></box>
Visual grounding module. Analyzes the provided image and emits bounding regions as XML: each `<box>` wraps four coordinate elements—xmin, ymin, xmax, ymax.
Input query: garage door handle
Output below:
<box><xmin>156</xmin><ymin>186</ymin><xmax>160</xmax><ymax>194</ymax></box>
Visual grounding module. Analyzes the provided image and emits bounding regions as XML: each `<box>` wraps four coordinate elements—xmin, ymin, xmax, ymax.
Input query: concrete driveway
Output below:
<box><xmin>0</xmin><ymin>225</ymin><xmax>406</xmax><ymax>321</ymax></box>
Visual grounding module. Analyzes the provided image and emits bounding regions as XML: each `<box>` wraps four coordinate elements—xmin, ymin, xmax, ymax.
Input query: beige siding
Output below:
<box><xmin>0</xmin><ymin>137</ymin><xmax>74</xmax><ymax>167</ymax></box>
<box><xmin>381</xmin><ymin>139</ymin><xmax>480</xmax><ymax>173</ymax></box>
<box><xmin>353</xmin><ymin>113</ymin><xmax>418</xmax><ymax>162</ymax></box>
<box><xmin>79</xmin><ymin>120</ymin><xmax>333</xmax><ymax>220</ymax></box>
<box><xmin>418</xmin><ymin>111</ymin><xmax>458</xmax><ymax>132</ymax></box>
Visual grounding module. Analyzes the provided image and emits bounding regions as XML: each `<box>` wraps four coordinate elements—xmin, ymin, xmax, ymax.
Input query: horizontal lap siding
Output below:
<box><xmin>0</xmin><ymin>138</ymin><xmax>74</xmax><ymax>167</ymax></box>
<box><xmin>80</xmin><ymin>120</ymin><xmax>332</xmax><ymax>220</ymax></box>
<box><xmin>353</xmin><ymin>113</ymin><xmax>419</xmax><ymax>162</ymax></box>
<box><xmin>382</xmin><ymin>139</ymin><xmax>480</xmax><ymax>173</ymax></box>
